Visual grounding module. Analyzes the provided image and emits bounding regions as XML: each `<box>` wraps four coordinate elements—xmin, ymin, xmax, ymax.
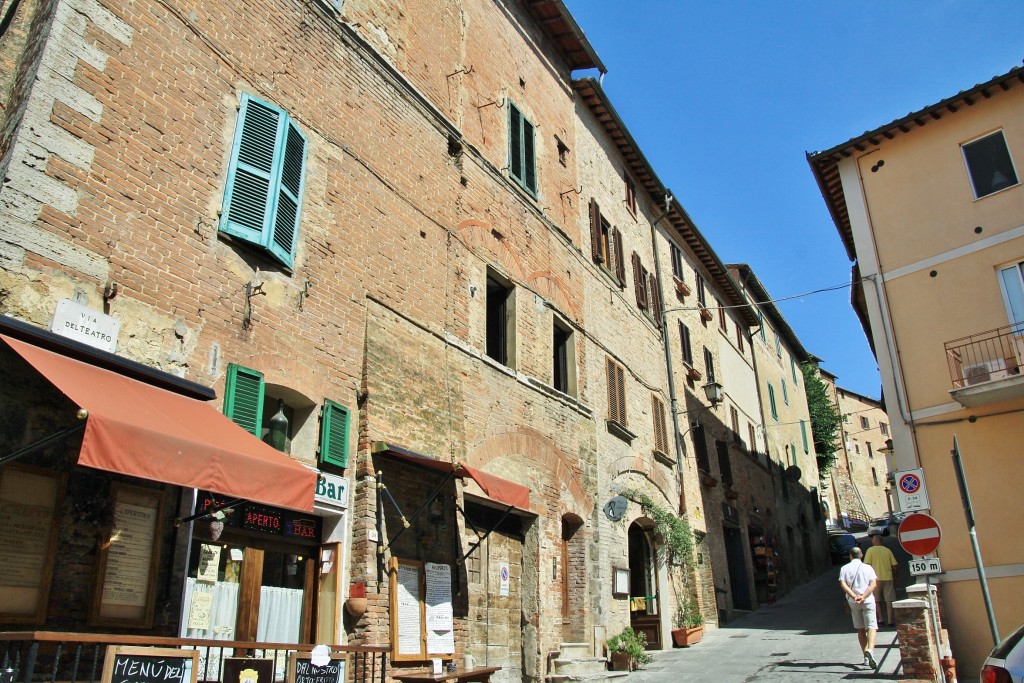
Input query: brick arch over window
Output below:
<box><xmin>524</xmin><ymin>270</ymin><xmax>581</xmax><ymax>320</ymax></box>
<box><xmin>468</xmin><ymin>426</ymin><xmax>591</xmax><ymax>517</ymax></box>
<box><xmin>609</xmin><ymin>456</ymin><xmax>676</xmax><ymax>504</ymax></box>
<box><xmin>456</xmin><ymin>219</ymin><xmax>527</xmax><ymax>280</ymax></box>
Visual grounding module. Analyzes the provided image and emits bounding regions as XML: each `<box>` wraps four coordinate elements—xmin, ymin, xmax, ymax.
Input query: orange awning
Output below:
<box><xmin>2</xmin><ymin>334</ymin><xmax>315</xmax><ymax>512</ymax></box>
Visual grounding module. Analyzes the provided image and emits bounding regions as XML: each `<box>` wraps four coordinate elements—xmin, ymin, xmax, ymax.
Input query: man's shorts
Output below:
<box><xmin>851</xmin><ymin>599</ymin><xmax>878</xmax><ymax>630</ymax></box>
<box><xmin>874</xmin><ymin>579</ymin><xmax>896</xmax><ymax>604</ymax></box>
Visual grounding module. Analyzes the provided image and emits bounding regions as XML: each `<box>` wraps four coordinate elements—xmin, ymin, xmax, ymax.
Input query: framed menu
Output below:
<box><xmin>0</xmin><ymin>465</ymin><xmax>66</xmax><ymax>623</ymax></box>
<box><xmin>91</xmin><ymin>482</ymin><xmax>165</xmax><ymax>627</ymax></box>
<box><xmin>389</xmin><ymin>558</ymin><xmax>456</xmax><ymax>661</ymax></box>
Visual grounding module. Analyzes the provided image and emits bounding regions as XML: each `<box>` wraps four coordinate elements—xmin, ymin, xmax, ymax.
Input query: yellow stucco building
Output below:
<box><xmin>809</xmin><ymin>66</ymin><xmax>1024</xmax><ymax>675</ymax></box>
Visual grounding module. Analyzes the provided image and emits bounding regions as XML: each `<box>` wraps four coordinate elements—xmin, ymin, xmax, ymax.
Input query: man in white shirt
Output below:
<box><xmin>839</xmin><ymin>546</ymin><xmax>879</xmax><ymax>668</ymax></box>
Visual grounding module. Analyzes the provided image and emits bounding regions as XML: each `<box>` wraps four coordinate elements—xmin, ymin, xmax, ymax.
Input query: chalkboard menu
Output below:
<box><xmin>287</xmin><ymin>652</ymin><xmax>346</xmax><ymax>683</ymax></box>
<box><xmin>101</xmin><ymin>646</ymin><xmax>198</xmax><ymax>683</ymax></box>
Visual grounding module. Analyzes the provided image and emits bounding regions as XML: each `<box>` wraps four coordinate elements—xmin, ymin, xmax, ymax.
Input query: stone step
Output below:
<box><xmin>557</xmin><ymin>642</ymin><xmax>593</xmax><ymax>660</ymax></box>
<box><xmin>547</xmin><ymin>673</ymin><xmax>629</xmax><ymax>683</ymax></box>
<box><xmin>551</xmin><ymin>658</ymin><xmax>609</xmax><ymax>675</ymax></box>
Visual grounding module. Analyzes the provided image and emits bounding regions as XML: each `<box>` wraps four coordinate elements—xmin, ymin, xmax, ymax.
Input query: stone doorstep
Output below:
<box><xmin>546</xmin><ymin>673</ymin><xmax>629</xmax><ymax>683</ymax></box>
<box><xmin>551</xmin><ymin>657</ymin><xmax>611</xmax><ymax>675</ymax></box>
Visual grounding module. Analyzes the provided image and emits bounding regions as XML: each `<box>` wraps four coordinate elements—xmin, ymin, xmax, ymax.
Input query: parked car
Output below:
<box><xmin>868</xmin><ymin>515</ymin><xmax>901</xmax><ymax>536</ymax></box>
<box><xmin>841</xmin><ymin>516</ymin><xmax>869</xmax><ymax>532</ymax></box>
<box><xmin>981</xmin><ymin>621</ymin><xmax>1024</xmax><ymax>683</ymax></box>
<box><xmin>829</xmin><ymin>532</ymin><xmax>858</xmax><ymax>564</ymax></box>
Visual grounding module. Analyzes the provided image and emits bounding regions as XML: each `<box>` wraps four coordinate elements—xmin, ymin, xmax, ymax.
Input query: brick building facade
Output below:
<box><xmin>1</xmin><ymin>0</ymin><xmax>837</xmax><ymax>676</ymax></box>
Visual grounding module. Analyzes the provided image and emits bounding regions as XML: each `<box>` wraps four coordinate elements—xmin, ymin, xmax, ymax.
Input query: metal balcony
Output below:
<box><xmin>945</xmin><ymin>322</ymin><xmax>1024</xmax><ymax>407</ymax></box>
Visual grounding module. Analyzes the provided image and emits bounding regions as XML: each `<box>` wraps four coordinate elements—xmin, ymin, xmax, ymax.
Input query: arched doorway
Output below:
<box><xmin>627</xmin><ymin>521</ymin><xmax>660</xmax><ymax>649</ymax></box>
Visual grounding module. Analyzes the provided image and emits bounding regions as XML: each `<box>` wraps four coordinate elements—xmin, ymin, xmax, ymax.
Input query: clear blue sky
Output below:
<box><xmin>563</xmin><ymin>0</ymin><xmax>1022</xmax><ymax>398</ymax></box>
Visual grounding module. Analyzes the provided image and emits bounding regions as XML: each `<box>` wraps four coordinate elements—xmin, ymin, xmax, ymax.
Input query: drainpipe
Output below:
<box><xmin>648</xmin><ymin>193</ymin><xmax>687</xmax><ymax>513</ymax></box>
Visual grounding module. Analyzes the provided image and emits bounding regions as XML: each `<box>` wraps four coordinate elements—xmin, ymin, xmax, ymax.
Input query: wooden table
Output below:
<box><xmin>391</xmin><ymin>666</ymin><xmax>501</xmax><ymax>683</ymax></box>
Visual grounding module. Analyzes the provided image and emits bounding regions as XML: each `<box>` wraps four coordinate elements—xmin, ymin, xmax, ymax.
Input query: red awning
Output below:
<box><xmin>372</xmin><ymin>441</ymin><xmax>531</xmax><ymax>511</ymax></box>
<box><xmin>2</xmin><ymin>334</ymin><xmax>315</xmax><ymax>512</ymax></box>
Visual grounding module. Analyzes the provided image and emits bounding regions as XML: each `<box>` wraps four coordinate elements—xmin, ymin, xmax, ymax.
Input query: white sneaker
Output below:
<box><xmin>865</xmin><ymin>650</ymin><xmax>877</xmax><ymax>669</ymax></box>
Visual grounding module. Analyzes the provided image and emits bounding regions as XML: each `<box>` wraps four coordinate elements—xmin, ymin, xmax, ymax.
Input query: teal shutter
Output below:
<box><xmin>782</xmin><ymin>379</ymin><xmax>789</xmax><ymax>404</ymax></box>
<box><xmin>220</xmin><ymin>94</ymin><xmax>305</xmax><ymax>268</ymax></box>
<box><xmin>523</xmin><ymin>117</ymin><xmax>536</xmax><ymax>193</ymax></box>
<box><xmin>224</xmin><ymin>363</ymin><xmax>265</xmax><ymax>435</ymax></box>
<box><xmin>319</xmin><ymin>400</ymin><xmax>350</xmax><ymax>468</ymax></box>
<box><xmin>801</xmin><ymin>419</ymin><xmax>809</xmax><ymax>453</ymax></box>
<box><xmin>759</xmin><ymin>312</ymin><xmax>766</xmax><ymax>342</ymax></box>
<box><xmin>509</xmin><ymin>104</ymin><xmax>522</xmax><ymax>181</ymax></box>
<box><xmin>768</xmin><ymin>383</ymin><xmax>777</xmax><ymax>419</ymax></box>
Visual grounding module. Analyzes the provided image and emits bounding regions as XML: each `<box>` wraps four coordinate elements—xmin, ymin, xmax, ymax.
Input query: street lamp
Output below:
<box><xmin>878</xmin><ymin>439</ymin><xmax>894</xmax><ymax>455</ymax></box>
<box><xmin>701</xmin><ymin>381</ymin><xmax>724</xmax><ymax>407</ymax></box>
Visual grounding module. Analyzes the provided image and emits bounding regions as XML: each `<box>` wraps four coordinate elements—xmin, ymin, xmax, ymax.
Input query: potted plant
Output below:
<box><xmin>606</xmin><ymin>626</ymin><xmax>652</xmax><ymax>671</ymax></box>
<box><xmin>671</xmin><ymin>599</ymin><xmax>705</xmax><ymax>647</ymax></box>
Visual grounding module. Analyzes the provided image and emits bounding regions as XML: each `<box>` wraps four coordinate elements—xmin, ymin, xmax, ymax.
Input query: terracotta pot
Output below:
<box><xmin>671</xmin><ymin>625</ymin><xmax>704</xmax><ymax>647</ymax></box>
<box><xmin>608</xmin><ymin>652</ymin><xmax>632</xmax><ymax>671</ymax></box>
<box><xmin>345</xmin><ymin>597</ymin><xmax>367</xmax><ymax>617</ymax></box>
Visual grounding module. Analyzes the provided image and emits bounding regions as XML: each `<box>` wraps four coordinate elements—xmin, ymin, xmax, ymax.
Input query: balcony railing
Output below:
<box><xmin>0</xmin><ymin>632</ymin><xmax>388</xmax><ymax>683</ymax></box>
<box><xmin>945</xmin><ymin>322</ymin><xmax>1023</xmax><ymax>389</ymax></box>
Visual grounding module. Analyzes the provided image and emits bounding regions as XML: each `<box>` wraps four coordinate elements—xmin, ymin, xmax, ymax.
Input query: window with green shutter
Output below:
<box><xmin>220</xmin><ymin>94</ymin><xmax>307</xmax><ymax>268</ymax></box>
<box><xmin>801</xmin><ymin>419</ymin><xmax>809</xmax><ymax>453</ymax></box>
<box><xmin>508</xmin><ymin>101</ymin><xmax>537</xmax><ymax>195</ymax></box>
<box><xmin>768</xmin><ymin>383</ymin><xmax>777</xmax><ymax>420</ymax></box>
<box><xmin>319</xmin><ymin>399</ymin><xmax>351</xmax><ymax>469</ymax></box>
<box><xmin>224</xmin><ymin>363</ymin><xmax>265</xmax><ymax>435</ymax></box>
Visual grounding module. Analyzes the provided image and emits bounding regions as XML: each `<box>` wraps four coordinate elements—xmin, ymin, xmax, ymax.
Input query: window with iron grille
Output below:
<box><xmin>606</xmin><ymin>358</ymin><xmax>626</xmax><ymax>426</ymax></box>
<box><xmin>652</xmin><ymin>395</ymin><xmax>669</xmax><ymax>455</ymax></box>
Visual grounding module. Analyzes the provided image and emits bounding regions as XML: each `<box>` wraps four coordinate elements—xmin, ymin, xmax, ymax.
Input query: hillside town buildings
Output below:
<box><xmin>1</xmin><ymin>0</ymin><xmax>876</xmax><ymax>679</ymax></box>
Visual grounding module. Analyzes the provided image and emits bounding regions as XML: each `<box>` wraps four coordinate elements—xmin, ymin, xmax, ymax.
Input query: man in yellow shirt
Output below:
<box><xmin>864</xmin><ymin>533</ymin><xmax>899</xmax><ymax>626</ymax></box>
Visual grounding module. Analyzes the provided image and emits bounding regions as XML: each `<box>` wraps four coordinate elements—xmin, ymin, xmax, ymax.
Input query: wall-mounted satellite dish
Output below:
<box><xmin>784</xmin><ymin>466</ymin><xmax>802</xmax><ymax>483</ymax></box>
<box><xmin>603</xmin><ymin>495</ymin><xmax>628</xmax><ymax>522</ymax></box>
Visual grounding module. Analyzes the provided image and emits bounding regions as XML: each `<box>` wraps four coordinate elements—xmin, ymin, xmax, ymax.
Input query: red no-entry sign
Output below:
<box><xmin>899</xmin><ymin>513</ymin><xmax>942</xmax><ymax>557</ymax></box>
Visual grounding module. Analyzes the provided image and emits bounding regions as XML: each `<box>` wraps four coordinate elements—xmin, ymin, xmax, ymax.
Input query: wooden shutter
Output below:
<box><xmin>509</xmin><ymin>104</ymin><xmax>522</xmax><ymax>182</ymax></box>
<box><xmin>590</xmin><ymin>199</ymin><xmax>603</xmax><ymax>263</ymax></box>
<box><xmin>679</xmin><ymin>322</ymin><xmax>693</xmax><ymax>365</ymax></box>
<box><xmin>605</xmin><ymin>358</ymin><xmax>617</xmax><ymax>422</ymax></box>
<box><xmin>523</xmin><ymin>118</ymin><xmax>536</xmax><ymax>193</ymax></box>
<box><xmin>269</xmin><ymin>120</ymin><xmax>307</xmax><ymax>266</ymax></box>
<box><xmin>224</xmin><ymin>363</ymin><xmax>265</xmax><ymax>435</ymax></box>
<box><xmin>632</xmin><ymin>252</ymin><xmax>648</xmax><ymax>309</ymax></box>
<box><xmin>612</xmin><ymin>228</ymin><xmax>625</xmax><ymax>285</ymax></box>
<box><xmin>319</xmin><ymin>400</ymin><xmax>351</xmax><ymax>468</ymax></box>
<box><xmin>615</xmin><ymin>363</ymin><xmax>625</xmax><ymax>424</ymax></box>
<box><xmin>221</xmin><ymin>94</ymin><xmax>304</xmax><ymax>268</ymax></box>
<box><xmin>221</xmin><ymin>96</ymin><xmax>281</xmax><ymax>245</ymax></box>
<box><xmin>648</xmin><ymin>272</ymin><xmax>661</xmax><ymax>327</ymax></box>
<box><xmin>652</xmin><ymin>395</ymin><xmax>668</xmax><ymax>454</ymax></box>
<box><xmin>606</xmin><ymin>358</ymin><xmax>625</xmax><ymax>424</ymax></box>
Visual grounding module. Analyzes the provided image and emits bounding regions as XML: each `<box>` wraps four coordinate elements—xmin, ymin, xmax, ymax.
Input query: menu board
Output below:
<box><xmin>92</xmin><ymin>483</ymin><xmax>165</xmax><ymax>627</ymax></box>
<box><xmin>391</xmin><ymin>559</ymin><xmax>424</xmax><ymax>659</ymax></box>
<box><xmin>287</xmin><ymin>652</ymin><xmax>346</xmax><ymax>683</ymax></box>
<box><xmin>424</xmin><ymin>563</ymin><xmax>454</xmax><ymax>654</ymax></box>
<box><xmin>0</xmin><ymin>466</ymin><xmax>64</xmax><ymax>622</ymax></box>
<box><xmin>101</xmin><ymin>646</ymin><xmax>197</xmax><ymax>683</ymax></box>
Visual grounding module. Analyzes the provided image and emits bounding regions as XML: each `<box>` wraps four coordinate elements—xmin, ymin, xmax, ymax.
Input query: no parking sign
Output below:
<box><xmin>895</xmin><ymin>468</ymin><xmax>930</xmax><ymax>511</ymax></box>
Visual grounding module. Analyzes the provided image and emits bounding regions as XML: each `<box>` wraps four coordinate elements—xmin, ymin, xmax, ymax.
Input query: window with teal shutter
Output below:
<box><xmin>508</xmin><ymin>101</ymin><xmax>537</xmax><ymax>195</ymax></box>
<box><xmin>768</xmin><ymin>383</ymin><xmax>777</xmax><ymax>420</ymax></box>
<box><xmin>319</xmin><ymin>399</ymin><xmax>350</xmax><ymax>469</ymax></box>
<box><xmin>220</xmin><ymin>94</ymin><xmax>307</xmax><ymax>268</ymax></box>
<box><xmin>224</xmin><ymin>363</ymin><xmax>265</xmax><ymax>435</ymax></box>
<box><xmin>800</xmin><ymin>419</ymin><xmax>809</xmax><ymax>453</ymax></box>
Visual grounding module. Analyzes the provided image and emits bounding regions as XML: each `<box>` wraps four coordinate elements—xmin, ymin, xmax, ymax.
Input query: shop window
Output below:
<box><xmin>962</xmin><ymin>130</ymin><xmax>1018</xmax><ymax>199</ymax></box>
<box><xmin>486</xmin><ymin>270</ymin><xmax>516</xmax><ymax>367</ymax></box>
<box><xmin>508</xmin><ymin>101</ymin><xmax>537</xmax><ymax>195</ymax></box>
<box><xmin>553</xmin><ymin>316</ymin><xmax>577</xmax><ymax>396</ymax></box>
<box><xmin>220</xmin><ymin>94</ymin><xmax>306</xmax><ymax>268</ymax></box>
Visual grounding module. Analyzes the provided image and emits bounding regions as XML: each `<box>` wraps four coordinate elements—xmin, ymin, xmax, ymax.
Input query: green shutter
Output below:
<box><xmin>523</xmin><ymin>117</ymin><xmax>536</xmax><ymax>193</ymax></box>
<box><xmin>319</xmin><ymin>399</ymin><xmax>350</xmax><ymax>468</ymax></box>
<box><xmin>801</xmin><ymin>419</ymin><xmax>809</xmax><ymax>453</ymax></box>
<box><xmin>768</xmin><ymin>383</ymin><xmax>777</xmax><ymax>419</ymax></box>
<box><xmin>220</xmin><ymin>94</ymin><xmax>305</xmax><ymax>268</ymax></box>
<box><xmin>224</xmin><ymin>363</ymin><xmax>265</xmax><ymax>435</ymax></box>
<box><xmin>509</xmin><ymin>103</ymin><xmax>522</xmax><ymax>181</ymax></box>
